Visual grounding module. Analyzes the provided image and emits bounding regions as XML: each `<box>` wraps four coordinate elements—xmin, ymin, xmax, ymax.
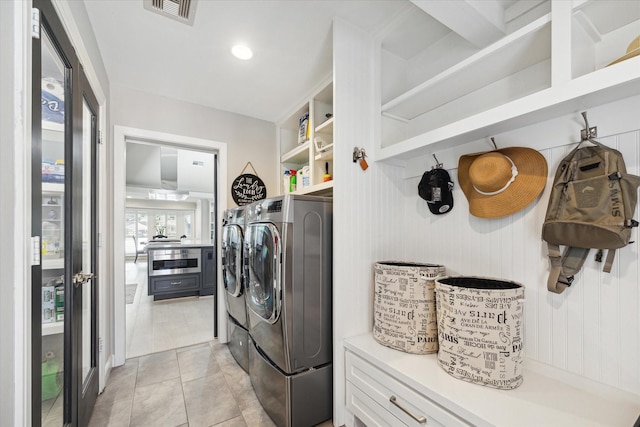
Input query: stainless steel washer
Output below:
<box><xmin>244</xmin><ymin>195</ymin><xmax>333</xmax><ymax>427</ymax></box>
<box><xmin>221</xmin><ymin>206</ymin><xmax>249</xmax><ymax>372</ymax></box>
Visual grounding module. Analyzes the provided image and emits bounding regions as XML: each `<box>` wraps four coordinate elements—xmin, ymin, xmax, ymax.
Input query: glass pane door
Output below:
<box><xmin>39</xmin><ymin>26</ymin><xmax>67</xmax><ymax>427</ymax></box>
<box><xmin>245</xmin><ymin>223</ymin><xmax>281</xmax><ymax>323</ymax></box>
<box><xmin>77</xmin><ymin>89</ymin><xmax>99</xmax><ymax>426</ymax></box>
<box><xmin>33</xmin><ymin>2</ymin><xmax>100</xmax><ymax>425</ymax></box>
<box><xmin>81</xmin><ymin>98</ymin><xmax>94</xmax><ymax>387</ymax></box>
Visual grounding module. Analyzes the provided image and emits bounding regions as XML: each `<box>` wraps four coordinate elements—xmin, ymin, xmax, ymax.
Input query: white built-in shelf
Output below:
<box><xmin>43</xmin><ymin>258</ymin><xmax>64</xmax><ymax>270</ymax></box>
<box><xmin>281</xmin><ymin>140</ymin><xmax>310</xmax><ymax>164</ymax></box>
<box><xmin>295</xmin><ymin>180</ymin><xmax>333</xmax><ymax>197</ymax></box>
<box><xmin>378</xmin><ymin>58</ymin><xmax>640</xmax><ymax>163</ymax></box>
<box><xmin>315</xmin><ymin>117</ymin><xmax>334</xmax><ymax>134</ymax></box>
<box><xmin>42</xmin><ymin>182</ymin><xmax>64</xmax><ymax>193</ymax></box>
<box><xmin>375</xmin><ymin>0</ymin><xmax>640</xmax><ymax>164</ymax></box>
<box><xmin>42</xmin><ymin>321</ymin><xmax>63</xmax><ymax>336</ymax></box>
<box><xmin>278</xmin><ymin>77</ymin><xmax>334</xmax><ymax>195</ymax></box>
<box><xmin>315</xmin><ymin>146</ymin><xmax>334</xmax><ymax>161</ymax></box>
<box><xmin>382</xmin><ymin>15</ymin><xmax>551</xmax><ymax>121</ymax></box>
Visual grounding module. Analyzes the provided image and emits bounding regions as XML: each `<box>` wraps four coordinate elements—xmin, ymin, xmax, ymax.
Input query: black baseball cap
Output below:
<box><xmin>418</xmin><ymin>168</ymin><xmax>454</xmax><ymax>215</ymax></box>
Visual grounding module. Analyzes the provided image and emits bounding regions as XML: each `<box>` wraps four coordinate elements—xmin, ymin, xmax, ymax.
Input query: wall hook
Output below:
<box><xmin>580</xmin><ymin>111</ymin><xmax>598</xmax><ymax>140</ymax></box>
<box><xmin>353</xmin><ymin>147</ymin><xmax>368</xmax><ymax>170</ymax></box>
<box><xmin>490</xmin><ymin>137</ymin><xmax>498</xmax><ymax>150</ymax></box>
<box><xmin>432</xmin><ymin>154</ymin><xmax>443</xmax><ymax>169</ymax></box>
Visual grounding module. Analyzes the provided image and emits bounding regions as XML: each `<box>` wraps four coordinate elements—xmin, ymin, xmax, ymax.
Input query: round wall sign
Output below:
<box><xmin>231</xmin><ymin>173</ymin><xmax>267</xmax><ymax>206</ymax></box>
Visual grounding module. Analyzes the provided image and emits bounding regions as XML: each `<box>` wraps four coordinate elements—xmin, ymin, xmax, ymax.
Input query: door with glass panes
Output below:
<box><xmin>32</xmin><ymin>1</ymin><xmax>100</xmax><ymax>425</ymax></box>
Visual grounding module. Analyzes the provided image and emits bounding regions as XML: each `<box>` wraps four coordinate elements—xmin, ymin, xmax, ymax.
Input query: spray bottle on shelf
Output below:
<box><xmin>289</xmin><ymin>169</ymin><xmax>297</xmax><ymax>193</ymax></box>
<box><xmin>283</xmin><ymin>169</ymin><xmax>291</xmax><ymax>194</ymax></box>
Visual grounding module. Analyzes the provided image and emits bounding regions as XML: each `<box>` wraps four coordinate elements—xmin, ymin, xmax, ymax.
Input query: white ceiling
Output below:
<box><xmin>83</xmin><ymin>0</ymin><xmax>412</xmax><ymax>123</ymax></box>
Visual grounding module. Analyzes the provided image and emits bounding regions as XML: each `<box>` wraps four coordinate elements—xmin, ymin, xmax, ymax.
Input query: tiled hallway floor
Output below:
<box><xmin>126</xmin><ymin>260</ymin><xmax>215</xmax><ymax>359</ymax></box>
<box><xmin>90</xmin><ymin>341</ymin><xmax>285</xmax><ymax>427</ymax></box>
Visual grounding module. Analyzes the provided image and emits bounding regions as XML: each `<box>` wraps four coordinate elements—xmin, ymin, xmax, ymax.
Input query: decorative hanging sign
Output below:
<box><xmin>231</xmin><ymin>162</ymin><xmax>267</xmax><ymax>206</ymax></box>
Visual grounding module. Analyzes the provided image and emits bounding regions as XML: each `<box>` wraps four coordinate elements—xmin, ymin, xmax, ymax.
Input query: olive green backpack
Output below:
<box><xmin>542</xmin><ymin>138</ymin><xmax>640</xmax><ymax>294</ymax></box>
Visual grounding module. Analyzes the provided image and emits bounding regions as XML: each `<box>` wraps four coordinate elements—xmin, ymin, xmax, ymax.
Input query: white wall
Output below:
<box><xmin>110</xmin><ymin>84</ymin><xmax>278</xmax><ymax>207</ymax></box>
<box><xmin>1</xmin><ymin>2</ymin><xmax>30</xmax><ymax>425</ymax></box>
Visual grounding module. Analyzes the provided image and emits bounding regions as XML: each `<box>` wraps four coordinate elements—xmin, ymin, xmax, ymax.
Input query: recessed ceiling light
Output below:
<box><xmin>231</xmin><ymin>44</ymin><xmax>253</xmax><ymax>60</ymax></box>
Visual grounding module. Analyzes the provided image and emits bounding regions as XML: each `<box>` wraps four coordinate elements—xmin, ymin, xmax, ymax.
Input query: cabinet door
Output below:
<box><xmin>151</xmin><ymin>274</ymin><xmax>200</xmax><ymax>293</ymax></box>
<box><xmin>202</xmin><ymin>248</ymin><xmax>215</xmax><ymax>294</ymax></box>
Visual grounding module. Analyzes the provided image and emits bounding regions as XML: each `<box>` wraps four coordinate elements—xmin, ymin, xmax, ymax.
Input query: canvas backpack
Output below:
<box><xmin>542</xmin><ymin>138</ymin><xmax>640</xmax><ymax>294</ymax></box>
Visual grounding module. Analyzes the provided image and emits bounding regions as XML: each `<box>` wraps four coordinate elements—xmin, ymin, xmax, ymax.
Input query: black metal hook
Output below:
<box><xmin>432</xmin><ymin>154</ymin><xmax>443</xmax><ymax>169</ymax></box>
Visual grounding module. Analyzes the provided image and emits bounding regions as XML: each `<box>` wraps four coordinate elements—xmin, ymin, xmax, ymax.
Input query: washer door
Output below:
<box><xmin>221</xmin><ymin>224</ymin><xmax>244</xmax><ymax>298</ymax></box>
<box><xmin>245</xmin><ymin>222</ymin><xmax>281</xmax><ymax>324</ymax></box>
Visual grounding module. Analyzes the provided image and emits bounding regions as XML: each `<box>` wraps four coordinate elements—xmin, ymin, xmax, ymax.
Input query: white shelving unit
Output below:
<box><xmin>42</xmin><ymin>122</ymin><xmax>65</xmax><ymax>335</ymax></box>
<box><xmin>374</xmin><ymin>0</ymin><xmax>640</xmax><ymax>164</ymax></box>
<box><xmin>43</xmin><ymin>322</ymin><xmax>64</xmax><ymax>336</ymax></box>
<box><xmin>278</xmin><ymin>77</ymin><xmax>334</xmax><ymax>196</ymax></box>
<box><xmin>42</xmin><ymin>180</ymin><xmax>65</xmax><ymax>269</ymax></box>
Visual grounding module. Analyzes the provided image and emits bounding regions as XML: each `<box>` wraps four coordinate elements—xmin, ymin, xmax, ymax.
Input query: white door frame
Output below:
<box><xmin>113</xmin><ymin>125</ymin><xmax>228</xmax><ymax>366</ymax></box>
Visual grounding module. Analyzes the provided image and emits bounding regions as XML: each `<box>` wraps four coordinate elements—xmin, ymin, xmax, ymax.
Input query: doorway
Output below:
<box><xmin>113</xmin><ymin>126</ymin><xmax>228</xmax><ymax>366</ymax></box>
<box><xmin>124</xmin><ymin>142</ymin><xmax>217</xmax><ymax>358</ymax></box>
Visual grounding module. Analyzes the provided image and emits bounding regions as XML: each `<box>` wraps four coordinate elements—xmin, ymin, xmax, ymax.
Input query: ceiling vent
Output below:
<box><xmin>143</xmin><ymin>0</ymin><xmax>197</xmax><ymax>25</ymax></box>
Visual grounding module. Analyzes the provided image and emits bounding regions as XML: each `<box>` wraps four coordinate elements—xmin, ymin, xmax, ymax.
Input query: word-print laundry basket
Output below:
<box><xmin>373</xmin><ymin>261</ymin><xmax>446</xmax><ymax>354</ymax></box>
<box><xmin>435</xmin><ymin>276</ymin><xmax>525</xmax><ymax>390</ymax></box>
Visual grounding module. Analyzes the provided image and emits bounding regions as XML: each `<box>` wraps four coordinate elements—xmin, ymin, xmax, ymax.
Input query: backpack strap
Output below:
<box><xmin>603</xmin><ymin>249</ymin><xmax>616</xmax><ymax>273</ymax></box>
<box><xmin>547</xmin><ymin>244</ymin><xmax>590</xmax><ymax>294</ymax></box>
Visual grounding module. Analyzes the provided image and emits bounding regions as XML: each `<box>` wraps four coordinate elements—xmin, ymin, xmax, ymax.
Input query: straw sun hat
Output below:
<box><xmin>458</xmin><ymin>147</ymin><xmax>547</xmax><ymax>219</ymax></box>
<box><xmin>608</xmin><ymin>35</ymin><xmax>640</xmax><ymax>66</ymax></box>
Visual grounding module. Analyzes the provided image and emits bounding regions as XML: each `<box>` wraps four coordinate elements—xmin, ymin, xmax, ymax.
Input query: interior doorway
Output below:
<box><xmin>113</xmin><ymin>126</ymin><xmax>228</xmax><ymax>366</ymax></box>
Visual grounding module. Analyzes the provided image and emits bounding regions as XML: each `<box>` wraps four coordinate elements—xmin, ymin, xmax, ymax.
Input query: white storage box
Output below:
<box><xmin>373</xmin><ymin>261</ymin><xmax>445</xmax><ymax>354</ymax></box>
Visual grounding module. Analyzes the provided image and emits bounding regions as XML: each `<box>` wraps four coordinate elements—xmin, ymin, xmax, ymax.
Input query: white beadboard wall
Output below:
<box><xmin>332</xmin><ymin>15</ymin><xmax>640</xmax><ymax>427</ymax></box>
<box><xmin>400</xmin><ymin>108</ymin><xmax>640</xmax><ymax>398</ymax></box>
<box><xmin>333</xmin><ymin>18</ymin><xmax>408</xmax><ymax>426</ymax></box>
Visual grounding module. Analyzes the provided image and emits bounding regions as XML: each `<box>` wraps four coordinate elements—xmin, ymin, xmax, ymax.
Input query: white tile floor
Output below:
<box><xmin>126</xmin><ymin>260</ymin><xmax>215</xmax><ymax>358</ymax></box>
<box><xmin>88</xmin><ymin>260</ymin><xmax>336</xmax><ymax>427</ymax></box>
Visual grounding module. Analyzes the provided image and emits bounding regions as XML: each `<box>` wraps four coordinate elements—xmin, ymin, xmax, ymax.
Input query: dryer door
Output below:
<box><xmin>221</xmin><ymin>224</ymin><xmax>244</xmax><ymax>298</ymax></box>
<box><xmin>245</xmin><ymin>222</ymin><xmax>282</xmax><ymax>324</ymax></box>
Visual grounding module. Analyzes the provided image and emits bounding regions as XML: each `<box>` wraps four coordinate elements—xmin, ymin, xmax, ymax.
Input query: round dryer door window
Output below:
<box><xmin>245</xmin><ymin>223</ymin><xmax>281</xmax><ymax>324</ymax></box>
<box><xmin>222</xmin><ymin>225</ymin><xmax>243</xmax><ymax>297</ymax></box>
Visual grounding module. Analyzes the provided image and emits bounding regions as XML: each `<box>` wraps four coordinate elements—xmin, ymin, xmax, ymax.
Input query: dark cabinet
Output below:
<box><xmin>147</xmin><ymin>246</ymin><xmax>216</xmax><ymax>300</ymax></box>
<box><xmin>149</xmin><ymin>273</ymin><xmax>200</xmax><ymax>300</ymax></box>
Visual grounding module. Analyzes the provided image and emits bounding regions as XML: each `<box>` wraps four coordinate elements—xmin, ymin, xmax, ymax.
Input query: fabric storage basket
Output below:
<box><xmin>373</xmin><ymin>261</ymin><xmax>445</xmax><ymax>354</ymax></box>
<box><xmin>435</xmin><ymin>276</ymin><xmax>525</xmax><ymax>390</ymax></box>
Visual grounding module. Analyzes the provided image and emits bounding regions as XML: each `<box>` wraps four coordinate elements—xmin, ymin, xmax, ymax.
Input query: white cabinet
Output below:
<box><xmin>344</xmin><ymin>333</ymin><xmax>640</xmax><ymax>427</ymax></box>
<box><xmin>375</xmin><ymin>0</ymin><xmax>640</xmax><ymax>163</ymax></box>
<box><xmin>278</xmin><ymin>78</ymin><xmax>334</xmax><ymax>196</ymax></box>
<box><xmin>346</xmin><ymin>351</ymin><xmax>471</xmax><ymax>427</ymax></box>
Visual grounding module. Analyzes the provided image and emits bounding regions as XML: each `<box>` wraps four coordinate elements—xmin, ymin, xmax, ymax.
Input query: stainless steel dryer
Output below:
<box><xmin>221</xmin><ymin>206</ymin><xmax>249</xmax><ymax>373</ymax></box>
<box><xmin>244</xmin><ymin>194</ymin><xmax>333</xmax><ymax>427</ymax></box>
